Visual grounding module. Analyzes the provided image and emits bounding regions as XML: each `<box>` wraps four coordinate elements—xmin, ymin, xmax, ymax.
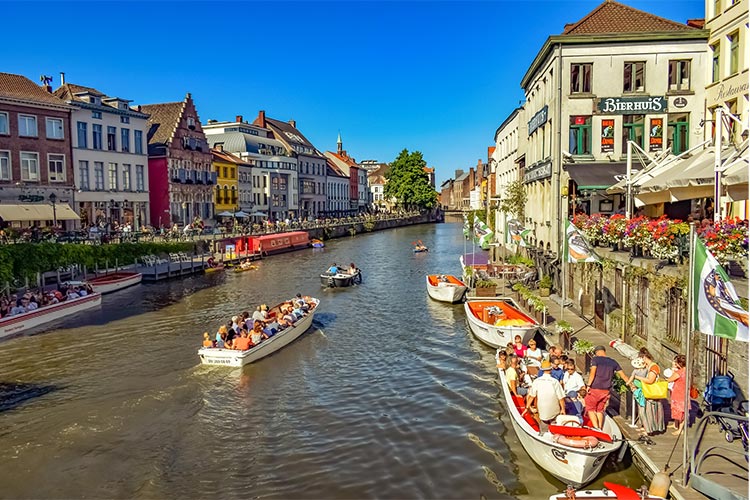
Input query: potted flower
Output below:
<box><xmin>538</xmin><ymin>275</ymin><xmax>552</xmax><ymax>297</ymax></box>
<box><xmin>572</xmin><ymin>338</ymin><xmax>596</xmax><ymax>372</ymax></box>
<box><xmin>555</xmin><ymin>320</ymin><xmax>574</xmax><ymax>350</ymax></box>
<box><xmin>475</xmin><ymin>279</ymin><xmax>497</xmax><ymax>297</ymax></box>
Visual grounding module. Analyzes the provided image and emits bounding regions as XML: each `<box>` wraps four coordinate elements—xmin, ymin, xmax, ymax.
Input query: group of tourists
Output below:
<box><xmin>0</xmin><ymin>283</ymin><xmax>94</xmax><ymax>319</ymax></box>
<box><xmin>326</xmin><ymin>262</ymin><xmax>358</xmax><ymax>275</ymax></box>
<box><xmin>500</xmin><ymin>339</ymin><xmax>686</xmax><ymax>436</ymax></box>
<box><xmin>201</xmin><ymin>294</ymin><xmax>317</xmax><ymax>351</ymax></box>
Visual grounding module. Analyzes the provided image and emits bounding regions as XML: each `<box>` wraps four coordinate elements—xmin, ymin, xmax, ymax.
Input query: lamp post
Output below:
<box><xmin>49</xmin><ymin>192</ymin><xmax>57</xmax><ymax>228</ymax></box>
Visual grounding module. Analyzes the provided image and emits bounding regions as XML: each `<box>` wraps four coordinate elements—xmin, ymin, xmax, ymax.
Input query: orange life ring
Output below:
<box><xmin>552</xmin><ymin>434</ymin><xmax>599</xmax><ymax>449</ymax></box>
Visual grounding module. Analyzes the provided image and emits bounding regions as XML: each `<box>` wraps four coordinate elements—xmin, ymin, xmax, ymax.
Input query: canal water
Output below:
<box><xmin>0</xmin><ymin>222</ymin><xmax>641</xmax><ymax>498</ymax></box>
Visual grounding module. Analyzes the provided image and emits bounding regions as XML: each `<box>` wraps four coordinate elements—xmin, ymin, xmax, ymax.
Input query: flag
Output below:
<box><xmin>507</xmin><ymin>219</ymin><xmax>531</xmax><ymax>248</ymax></box>
<box><xmin>693</xmin><ymin>237</ymin><xmax>749</xmax><ymax>342</ymax></box>
<box><xmin>564</xmin><ymin>219</ymin><xmax>599</xmax><ymax>263</ymax></box>
<box><xmin>473</xmin><ymin>215</ymin><xmax>494</xmax><ymax>250</ymax></box>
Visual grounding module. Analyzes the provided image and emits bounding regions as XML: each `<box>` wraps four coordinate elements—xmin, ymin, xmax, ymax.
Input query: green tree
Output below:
<box><xmin>499</xmin><ymin>180</ymin><xmax>527</xmax><ymax>220</ymax></box>
<box><xmin>383</xmin><ymin>149</ymin><xmax>438</xmax><ymax>209</ymax></box>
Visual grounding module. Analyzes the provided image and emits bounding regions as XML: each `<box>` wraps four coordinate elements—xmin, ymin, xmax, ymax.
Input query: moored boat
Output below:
<box><xmin>497</xmin><ymin>350</ymin><xmax>622</xmax><ymax>487</ymax></box>
<box><xmin>198</xmin><ymin>297</ymin><xmax>320</xmax><ymax>367</ymax></box>
<box><xmin>204</xmin><ymin>263</ymin><xmax>225</xmax><ymax>274</ymax></box>
<box><xmin>426</xmin><ymin>274</ymin><xmax>467</xmax><ymax>303</ymax></box>
<box><xmin>311</xmin><ymin>239</ymin><xmax>325</xmax><ymax>248</ymax></box>
<box><xmin>548</xmin><ymin>482</ymin><xmax>664</xmax><ymax>499</ymax></box>
<box><xmin>0</xmin><ymin>293</ymin><xmax>102</xmax><ymax>340</ymax></box>
<box><xmin>320</xmin><ymin>270</ymin><xmax>361</xmax><ymax>287</ymax></box>
<box><xmin>87</xmin><ymin>272</ymin><xmax>142</xmax><ymax>294</ymax></box>
<box><xmin>464</xmin><ymin>297</ymin><xmax>538</xmax><ymax>347</ymax></box>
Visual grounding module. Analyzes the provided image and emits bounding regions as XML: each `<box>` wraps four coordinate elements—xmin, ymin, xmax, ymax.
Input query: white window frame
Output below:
<box><xmin>48</xmin><ymin>153</ymin><xmax>66</xmax><ymax>182</ymax></box>
<box><xmin>18</xmin><ymin>114</ymin><xmax>38</xmax><ymax>137</ymax></box>
<box><xmin>108</xmin><ymin>162</ymin><xmax>118</xmax><ymax>190</ymax></box>
<box><xmin>94</xmin><ymin>162</ymin><xmax>104</xmax><ymax>190</ymax></box>
<box><xmin>122</xmin><ymin>163</ymin><xmax>131</xmax><ymax>191</ymax></box>
<box><xmin>79</xmin><ymin>160</ymin><xmax>90</xmax><ymax>190</ymax></box>
<box><xmin>20</xmin><ymin>151</ymin><xmax>40</xmax><ymax>181</ymax></box>
<box><xmin>0</xmin><ymin>150</ymin><xmax>11</xmax><ymax>180</ymax></box>
<box><xmin>0</xmin><ymin>112</ymin><xmax>8</xmax><ymax>135</ymax></box>
<box><xmin>46</xmin><ymin>117</ymin><xmax>64</xmax><ymax>139</ymax></box>
<box><xmin>136</xmin><ymin>164</ymin><xmax>145</xmax><ymax>191</ymax></box>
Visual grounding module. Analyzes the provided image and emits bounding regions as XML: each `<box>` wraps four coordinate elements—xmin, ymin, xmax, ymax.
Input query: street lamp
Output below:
<box><xmin>48</xmin><ymin>192</ymin><xmax>57</xmax><ymax>227</ymax></box>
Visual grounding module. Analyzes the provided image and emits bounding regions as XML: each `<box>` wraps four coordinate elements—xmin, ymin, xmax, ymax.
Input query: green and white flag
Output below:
<box><xmin>507</xmin><ymin>219</ymin><xmax>531</xmax><ymax>248</ymax></box>
<box><xmin>693</xmin><ymin>237</ymin><xmax>749</xmax><ymax>342</ymax></box>
<box><xmin>564</xmin><ymin>219</ymin><xmax>599</xmax><ymax>263</ymax></box>
<box><xmin>473</xmin><ymin>215</ymin><xmax>494</xmax><ymax>250</ymax></box>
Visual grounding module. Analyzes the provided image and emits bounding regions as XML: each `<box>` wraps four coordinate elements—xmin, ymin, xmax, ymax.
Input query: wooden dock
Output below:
<box><xmin>136</xmin><ymin>254</ymin><xmax>210</xmax><ymax>282</ymax></box>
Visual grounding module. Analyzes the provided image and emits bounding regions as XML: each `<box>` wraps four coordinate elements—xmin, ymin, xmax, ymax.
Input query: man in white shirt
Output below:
<box><xmin>525</xmin><ymin>360</ymin><xmax>566</xmax><ymax>433</ymax></box>
<box><xmin>563</xmin><ymin>359</ymin><xmax>586</xmax><ymax>419</ymax></box>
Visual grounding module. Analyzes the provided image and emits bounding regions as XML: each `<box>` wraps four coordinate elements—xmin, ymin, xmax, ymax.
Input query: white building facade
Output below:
<box><xmin>492</xmin><ymin>107</ymin><xmax>523</xmax><ymax>248</ymax></box>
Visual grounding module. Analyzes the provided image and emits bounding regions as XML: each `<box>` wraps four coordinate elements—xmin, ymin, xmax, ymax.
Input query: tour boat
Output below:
<box><xmin>197</xmin><ymin>297</ymin><xmax>320</xmax><ymax>367</ymax></box>
<box><xmin>311</xmin><ymin>239</ymin><xmax>325</xmax><ymax>248</ymax></box>
<box><xmin>497</xmin><ymin>351</ymin><xmax>623</xmax><ymax>487</ymax></box>
<box><xmin>548</xmin><ymin>482</ymin><xmax>664</xmax><ymax>499</ymax></box>
<box><xmin>87</xmin><ymin>272</ymin><xmax>142</xmax><ymax>294</ymax></box>
<box><xmin>426</xmin><ymin>274</ymin><xmax>467</xmax><ymax>303</ymax></box>
<box><xmin>464</xmin><ymin>297</ymin><xmax>538</xmax><ymax>348</ymax></box>
<box><xmin>320</xmin><ymin>269</ymin><xmax>362</xmax><ymax>288</ymax></box>
<box><xmin>0</xmin><ymin>293</ymin><xmax>102</xmax><ymax>340</ymax></box>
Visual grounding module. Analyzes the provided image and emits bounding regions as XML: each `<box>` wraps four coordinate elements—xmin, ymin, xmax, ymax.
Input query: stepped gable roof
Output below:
<box><xmin>0</xmin><ymin>72</ymin><xmax>68</xmax><ymax>106</ymax></box>
<box><xmin>140</xmin><ymin>101</ymin><xmax>185</xmax><ymax>145</ymax></box>
<box><xmin>562</xmin><ymin>0</ymin><xmax>694</xmax><ymax>35</ymax></box>
<box><xmin>54</xmin><ymin>83</ymin><xmax>105</xmax><ymax>101</ymax></box>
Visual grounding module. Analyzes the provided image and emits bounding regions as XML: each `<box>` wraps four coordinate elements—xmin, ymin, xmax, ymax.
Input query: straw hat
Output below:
<box><xmin>630</xmin><ymin>357</ymin><xmax>646</xmax><ymax>369</ymax></box>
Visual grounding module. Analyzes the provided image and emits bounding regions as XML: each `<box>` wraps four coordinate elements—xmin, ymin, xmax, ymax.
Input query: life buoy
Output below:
<box><xmin>552</xmin><ymin>434</ymin><xmax>599</xmax><ymax>449</ymax></box>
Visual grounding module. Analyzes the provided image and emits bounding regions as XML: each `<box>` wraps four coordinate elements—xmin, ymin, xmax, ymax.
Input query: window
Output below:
<box><xmin>77</xmin><ymin>121</ymin><xmax>87</xmax><ymax>148</ymax></box>
<box><xmin>91</xmin><ymin>111</ymin><xmax>102</xmax><ymax>119</ymax></box>
<box><xmin>18</xmin><ymin>114</ymin><xmax>37</xmax><ymax>137</ymax></box>
<box><xmin>0</xmin><ymin>151</ymin><xmax>10</xmax><ymax>180</ymax></box>
<box><xmin>46</xmin><ymin>118</ymin><xmax>64</xmax><ymax>139</ymax></box>
<box><xmin>92</xmin><ymin>124</ymin><xmax>103</xmax><ymax>150</ymax></box>
<box><xmin>570</xmin><ymin>63</ymin><xmax>592</xmax><ymax>93</ymax></box>
<box><xmin>713</xmin><ymin>0</ymin><xmax>721</xmax><ymax>16</ymax></box>
<box><xmin>122</xmin><ymin>164</ymin><xmax>131</xmax><ymax>191</ymax></box>
<box><xmin>729</xmin><ymin>32</ymin><xmax>739</xmax><ymax>75</ymax></box>
<box><xmin>222</xmin><ymin>166</ymin><xmax>228</xmax><ymax>178</ymax></box>
<box><xmin>20</xmin><ymin>152</ymin><xmax>39</xmax><ymax>181</ymax></box>
<box><xmin>623</xmin><ymin>62</ymin><xmax>645</xmax><ymax>92</ymax></box>
<box><xmin>134</xmin><ymin>130</ymin><xmax>143</xmax><ymax>154</ymax></box>
<box><xmin>94</xmin><ymin>162</ymin><xmax>104</xmax><ymax>190</ymax></box>
<box><xmin>622</xmin><ymin>115</ymin><xmax>645</xmax><ymax>153</ymax></box>
<box><xmin>48</xmin><ymin>154</ymin><xmax>65</xmax><ymax>182</ymax></box>
<box><xmin>107</xmin><ymin>126</ymin><xmax>116</xmax><ymax>151</ymax></box>
<box><xmin>108</xmin><ymin>163</ymin><xmax>118</xmax><ymax>190</ymax></box>
<box><xmin>666</xmin><ymin>288</ymin><xmax>685</xmax><ymax>346</ymax></box>
<box><xmin>121</xmin><ymin>116</ymin><xmax>130</xmax><ymax>124</ymax></box>
<box><xmin>635</xmin><ymin>277</ymin><xmax>649</xmax><ymax>340</ymax></box>
<box><xmin>668</xmin><ymin>60</ymin><xmax>691</xmax><ymax>91</ymax></box>
<box><xmin>568</xmin><ymin>116</ymin><xmax>592</xmax><ymax>154</ymax></box>
<box><xmin>668</xmin><ymin>113</ymin><xmax>690</xmax><ymax>154</ymax></box>
<box><xmin>79</xmin><ymin>160</ymin><xmax>90</xmax><ymax>190</ymax></box>
<box><xmin>0</xmin><ymin>112</ymin><xmax>8</xmax><ymax>134</ymax></box>
<box><xmin>136</xmin><ymin>165</ymin><xmax>145</xmax><ymax>191</ymax></box>
<box><xmin>710</xmin><ymin>43</ymin><xmax>721</xmax><ymax>83</ymax></box>
<box><xmin>121</xmin><ymin>128</ymin><xmax>130</xmax><ymax>152</ymax></box>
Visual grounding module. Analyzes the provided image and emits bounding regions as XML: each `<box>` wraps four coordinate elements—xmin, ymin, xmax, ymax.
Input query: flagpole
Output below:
<box><xmin>683</xmin><ymin>222</ymin><xmax>696</xmax><ymax>485</ymax></box>
<box><xmin>561</xmin><ymin>218</ymin><xmax>566</xmax><ymax>320</ymax></box>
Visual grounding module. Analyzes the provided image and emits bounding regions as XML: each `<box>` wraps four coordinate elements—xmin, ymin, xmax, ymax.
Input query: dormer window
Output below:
<box><xmin>118</xmin><ymin>102</ymin><xmax>128</xmax><ymax>110</ymax></box>
<box><xmin>89</xmin><ymin>96</ymin><xmax>100</xmax><ymax>105</ymax></box>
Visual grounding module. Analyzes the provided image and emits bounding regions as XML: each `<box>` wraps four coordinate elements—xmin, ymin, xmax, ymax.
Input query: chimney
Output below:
<box><xmin>236</xmin><ymin>115</ymin><xmax>243</xmax><ymax>123</ymax></box>
<box><xmin>288</xmin><ymin>119</ymin><xmax>296</xmax><ymax>128</ymax></box>
<box><xmin>60</xmin><ymin>72</ymin><xmax>65</xmax><ymax>86</ymax></box>
<box><xmin>454</xmin><ymin>169</ymin><xmax>464</xmax><ymax>179</ymax></box>
<box><xmin>258</xmin><ymin>110</ymin><xmax>266</xmax><ymax>128</ymax></box>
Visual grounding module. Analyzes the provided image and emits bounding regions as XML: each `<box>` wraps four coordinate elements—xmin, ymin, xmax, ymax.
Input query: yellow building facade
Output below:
<box><xmin>211</xmin><ymin>149</ymin><xmax>242</xmax><ymax>216</ymax></box>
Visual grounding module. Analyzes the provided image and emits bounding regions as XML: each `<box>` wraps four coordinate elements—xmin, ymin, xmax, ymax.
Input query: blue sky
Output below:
<box><xmin>2</xmin><ymin>1</ymin><xmax>704</xmax><ymax>184</ymax></box>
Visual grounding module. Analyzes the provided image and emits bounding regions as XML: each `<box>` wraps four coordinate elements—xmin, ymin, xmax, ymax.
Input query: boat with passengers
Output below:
<box><xmin>464</xmin><ymin>297</ymin><xmax>538</xmax><ymax>348</ymax></box>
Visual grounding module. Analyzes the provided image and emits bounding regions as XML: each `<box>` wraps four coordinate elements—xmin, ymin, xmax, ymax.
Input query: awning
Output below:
<box><xmin>564</xmin><ymin>163</ymin><xmax>627</xmax><ymax>190</ymax></box>
<box><xmin>0</xmin><ymin>203</ymin><xmax>80</xmax><ymax>221</ymax></box>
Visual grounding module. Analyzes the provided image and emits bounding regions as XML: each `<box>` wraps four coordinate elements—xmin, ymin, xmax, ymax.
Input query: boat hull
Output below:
<box><xmin>198</xmin><ymin>298</ymin><xmax>319</xmax><ymax>367</ymax></box>
<box><xmin>320</xmin><ymin>271</ymin><xmax>361</xmax><ymax>288</ymax></box>
<box><xmin>0</xmin><ymin>293</ymin><xmax>102</xmax><ymax>340</ymax></box>
<box><xmin>464</xmin><ymin>297</ymin><xmax>538</xmax><ymax>347</ymax></box>
<box><xmin>426</xmin><ymin>275</ymin><xmax>467</xmax><ymax>303</ymax></box>
<box><xmin>88</xmin><ymin>272</ymin><xmax>142</xmax><ymax>294</ymax></box>
<box><xmin>497</xmin><ymin>351</ymin><xmax>621</xmax><ymax>487</ymax></box>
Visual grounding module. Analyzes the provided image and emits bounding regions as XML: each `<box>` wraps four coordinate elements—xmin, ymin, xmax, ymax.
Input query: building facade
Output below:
<box><xmin>492</xmin><ymin>107</ymin><xmax>524</xmax><ymax>246</ymax></box>
<box><xmin>325</xmin><ymin>158</ymin><xmax>350</xmax><ymax>216</ymax></box>
<box><xmin>211</xmin><ymin>148</ymin><xmax>242</xmax><ymax>216</ymax></box>
<box><xmin>141</xmin><ymin>93</ymin><xmax>214</xmax><ymax>228</ymax></box>
<box><xmin>55</xmin><ymin>80</ymin><xmax>150</xmax><ymax>229</ymax></box>
<box><xmin>0</xmin><ymin>73</ymin><xmax>77</xmax><ymax>227</ymax></box>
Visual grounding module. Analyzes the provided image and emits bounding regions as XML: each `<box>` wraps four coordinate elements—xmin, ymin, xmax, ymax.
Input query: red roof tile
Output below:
<box><xmin>0</xmin><ymin>72</ymin><xmax>68</xmax><ymax>106</ymax></box>
<box><xmin>140</xmin><ymin>101</ymin><xmax>185</xmax><ymax>145</ymax></box>
<box><xmin>562</xmin><ymin>0</ymin><xmax>695</xmax><ymax>35</ymax></box>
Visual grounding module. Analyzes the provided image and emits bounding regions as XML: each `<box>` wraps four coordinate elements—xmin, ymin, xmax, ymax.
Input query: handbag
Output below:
<box><xmin>641</xmin><ymin>375</ymin><xmax>669</xmax><ymax>400</ymax></box>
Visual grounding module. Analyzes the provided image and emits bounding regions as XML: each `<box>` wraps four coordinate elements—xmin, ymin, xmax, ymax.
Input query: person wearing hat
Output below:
<box><xmin>524</xmin><ymin>359</ymin><xmax>566</xmax><ymax>433</ymax></box>
<box><xmin>585</xmin><ymin>345</ymin><xmax>628</xmax><ymax>430</ymax></box>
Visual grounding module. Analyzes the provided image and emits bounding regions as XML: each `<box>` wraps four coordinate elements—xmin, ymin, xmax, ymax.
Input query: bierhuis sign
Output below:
<box><xmin>598</xmin><ymin>96</ymin><xmax>666</xmax><ymax>115</ymax></box>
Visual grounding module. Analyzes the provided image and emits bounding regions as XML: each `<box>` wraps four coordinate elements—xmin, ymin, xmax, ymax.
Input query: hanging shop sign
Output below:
<box><xmin>528</xmin><ymin>106</ymin><xmax>548</xmax><ymax>135</ymax></box>
<box><xmin>601</xmin><ymin>119</ymin><xmax>615</xmax><ymax>153</ymax></box>
<box><xmin>598</xmin><ymin>96</ymin><xmax>666</xmax><ymax>115</ymax></box>
<box><xmin>649</xmin><ymin>118</ymin><xmax>664</xmax><ymax>152</ymax></box>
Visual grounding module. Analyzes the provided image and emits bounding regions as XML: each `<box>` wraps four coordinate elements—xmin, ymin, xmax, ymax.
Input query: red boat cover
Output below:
<box><xmin>548</xmin><ymin>424</ymin><xmax>613</xmax><ymax>443</ymax></box>
<box><xmin>602</xmin><ymin>482</ymin><xmax>640</xmax><ymax>500</ymax></box>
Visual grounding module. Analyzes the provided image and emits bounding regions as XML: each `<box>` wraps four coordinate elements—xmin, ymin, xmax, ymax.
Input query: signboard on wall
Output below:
<box><xmin>528</xmin><ymin>106</ymin><xmax>548</xmax><ymax>136</ymax></box>
<box><xmin>649</xmin><ymin>118</ymin><xmax>664</xmax><ymax>152</ymax></box>
<box><xmin>601</xmin><ymin>119</ymin><xmax>615</xmax><ymax>153</ymax></box>
<box><xmin>598</xmin><ymin>96</ymin><xmax>667</xmax><ymax>114</ymax></box>
<box><xmin>523</xmin><ymin>160</ymin><xmax>552</xmax><ymax>183</ymax></box>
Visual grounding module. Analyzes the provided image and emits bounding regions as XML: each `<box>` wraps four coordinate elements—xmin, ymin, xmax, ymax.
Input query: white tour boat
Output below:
<box><xmin>426</xmin><ymin>274</ymin><xmax>467</xmax><ymax>303</ymax></box>
<box><xmin>0</xmin><ymin>293</ymin><xmax>102</xmax><ymax>340</ymax></box>
<box><xmin>497</xmin><ymin>350</ymin><xmax>622</xmax><ymax>487</ymax></box>
<box><xmin>87</xmin><ymin>272</ymin><xmax>142</xmax><ymax>294</ymax></box>
<box><xmin>548</xmin><ymin>482</ymin><xmax>664</xmax><ymax>499</ymax></box>
<box><xmin>198</xmin><ymin>297</ymin><xmax>320</xmax><ymax>367</ymax></box>
<box><xmin>464</xmin><ymin>297</ymin><xmax>538</xmax><ymax>348</ymax></box>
